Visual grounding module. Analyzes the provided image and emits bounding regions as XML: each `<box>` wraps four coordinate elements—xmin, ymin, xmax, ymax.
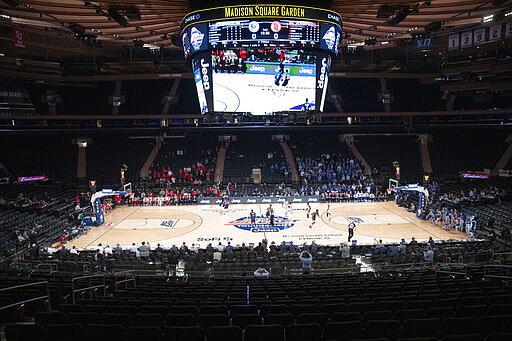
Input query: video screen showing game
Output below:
<box><xmin>211</xmin><ymin>48</ymin><xmax>317</xmax><ymax>114</ymax></box>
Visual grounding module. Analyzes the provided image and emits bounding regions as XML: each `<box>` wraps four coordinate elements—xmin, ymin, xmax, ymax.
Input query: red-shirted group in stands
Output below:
<box><xmin>149</xmin><ymin>162</ymin><xmax>214</xmax><ymax>186</ymax></box>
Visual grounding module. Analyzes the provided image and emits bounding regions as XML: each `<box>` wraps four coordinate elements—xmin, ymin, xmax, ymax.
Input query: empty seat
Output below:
<box><xmin>289</xmin><ymin>304</ymin><xmax>318</xmax><ymax>318</ymax></box>
<box><xmin>57</xmin><ymin>304</ymin><xmax>82</xmax><ymax>313</ymax></box>
<box><xmin>125</xmin><ymin>326</ymin><xmax>162</xmax><ymax>341</ymax></box>
<box><xmin>486</xmin><ymin>332</ymin><xmax>512</xmax><ymax>341</ymax></box>
<box><xmin>132</xmin><ymin>313</ymin><xmax>164</xmax><ymax>328</ymax></box>
<box><xmin>101</xmin><ymin>313</ymin><xmax>131</xmax><ymax>327</ymax></box>
<box><xmin>487</xmin><ymin>304</ymin><xmax>512</xmax><ymax>315</ymax></box>
<box><xmin>322</xmin><ymin>320</ymin><xmax>363</xmax><ymax>340</ymax></box>
<box><xmin>363</xmin><ymin>310</ymin><xmax>394</xmax><ymax>322</ymax></box>
<box><xmin>349</xmin><ymin>302</ymin><xmax>376</xmax><ymax>313</ymax></box>
<box><xmin>393</xmin><ymin>309</ymin><xmax>424</xmax><ymax>322</ymax></box>
<box><xmin>170</xmin><ymin>305</ymin><xmax>200</xmax><ymax>317</ymax></box>
<box><xmin>319</xmin><ymin>303</ymin><xmax>347</xmax><ymax>316</ymax></box>
<box><xmin>231</xmin><ymin>313</ymin><xmax>261</xmax><ymax>329</ymax></box>
<box><xmin>401</xmin><ymin>318</ymin><xmax>440</xmax><ymax>338</ymax></box>
<box><xmin>200</xmin><ymin>305</ymin><xmax>228</xmax><ymax>315</ymax></box>
<box><xmin>86</xmin><ymin>323</ymin><xmax>125</xmax><ymax>341</ymax></box>
<box><xmin>165</xmin><ymin>313</ymin><xmax>197</xmax><ymax>326</ymax></box>
<box><xmin>67</xmin><ymin>312</ymin><xmax>101</xmax><ymax>326</ymax></box>
<box><xmin>285</xmin><ymin>323</ymin><xmax>322</xmax><ymax>341</ymax></box>
<box><xmin>477</xmin><ymin>314</ymin><xmax>512</xmax><ymax>336</ymax></box>
<box><xmin>230</xmin><ymin>305</ymin><xmax>258</xmax><ymax>316</ymax></box>
<box><xmin>82</xmin><ymin>304</ymin><xmax>111</xmax><ymax>314</ymax></box>
<box><xmin>34</xmin><ymin>312</ymin><xmax>67</xmax><ymax>326</ymax></box>
<box><xmin>440</xmin><ymin>317</ymin><xmax>478</xmax><ymax>336</ymax></box>
<box><xmin>364</xmin><ymin>319</ymin><xmax>400</xmax><ymax>339</ymax></box>
<box><xmin>330</xmin><ymin>311</ymin><xmax>362</xmax><ymax>322</ymax></box>
<box><xmin>5</xmin><ymin>323</ymin><xmax>45</xmax><ymax>341</ymax></box>
<box><xmin>139</xmin><ymin>305</ymin><xmax>168</xmax><ymax>315</ymax></box>
<box><xmin>206</xmin><ymin>325</ymin><xmax>243</xmax><ymax>341</ymax></box>
<box><xmin>259</xmin><ymin>304</ymin><xmax>288</xmax><ymax>317</ymax></box>
<box><xmin>455</xmin><ymin>305</ymin><xmax>487</xmax><ymax>318</ymax></box>
<box><xmin>45</xmin><ymin>323</ymin><xmax>85</xmax><ymax>341</ymax></box>
<box><xmin>198</xmin><ymin>313</ymin><xmax>230</xmax><ymax>328</ymax></box>
<box><xmin>425</xmin><ymin>306</ymin><xmax>455</xmax><ymax>319</ymax></box>
<box><xmin>112</xmin><ymin>305</ymin><xmax>138</xmax><ymax>316</ymax></box>
<box><xmin>441</xmin><ymin>334</ymin><xmax>484</xmax><ymax>341</ymax></box>
<box><xmin>296</xmin><ymin>312</ymin><xmax>328</xmax><ymax>327</ymax></box>
<box><xmin>245</xmin><ymin>324</ymin><xmax>285</xmax><ymax>341</ymax></box>
<box><xmin>164</xmin><ymin>326</ymin><xmax>204</xmax><ymax>341</ymax></box>
<box><xmin>264</xmin><ymin>313</ymin><xmax>295</xmax><ymax>327</ymax></box>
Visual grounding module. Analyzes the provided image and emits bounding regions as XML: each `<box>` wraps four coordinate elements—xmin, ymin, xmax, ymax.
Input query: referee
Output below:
<box><xmin>348</xmin><ymin>221</ymin><xmax>356</xmax><ymax>242</ymax></box>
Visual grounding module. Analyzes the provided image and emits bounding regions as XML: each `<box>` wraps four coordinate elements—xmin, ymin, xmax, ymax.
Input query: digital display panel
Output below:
<box><xmin>211</xmin><ymin>49</ymin><xmax>317</xmax><ymax>114</ymax></box>
<box><xmin>191</xmin><ymin>50</ymin><xmax>213</xmax><ymax>114</ymax></box>
<box><xmin>209</xmin><ymin>20</ymin><xmax>321</xmax><ymax>49</ymax></box>
<box><xmin>182</xmin><ymin>23</ymin><xmax>209</xmax><ymax>58</ymax></box>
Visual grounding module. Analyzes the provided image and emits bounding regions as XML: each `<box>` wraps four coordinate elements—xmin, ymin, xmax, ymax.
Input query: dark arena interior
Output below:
<box><xmin>1</xmin><ymin>0</ymin><xmax>512</xmax><ymax>340</ymax></box>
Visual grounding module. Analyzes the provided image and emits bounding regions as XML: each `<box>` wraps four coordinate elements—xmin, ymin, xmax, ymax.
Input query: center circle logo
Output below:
<box><xmin>226</xmin><ymin>215</ymin><xmax>296</xmax><ymax>233</ymax></box>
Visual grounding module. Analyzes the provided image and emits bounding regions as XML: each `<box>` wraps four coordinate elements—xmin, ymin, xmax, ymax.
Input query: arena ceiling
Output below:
<box><xmin>0</xmin><ymin>0</ymin><xmax>510</xmax><ymax>67</ymax></box>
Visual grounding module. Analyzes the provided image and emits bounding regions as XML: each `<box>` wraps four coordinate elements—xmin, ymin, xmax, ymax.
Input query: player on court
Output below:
<box><xmin>267</xmin><ymin>204</ymin><xmax>275</xmax><ymax>226</ymax></box>
<box><xmin>306</xmin><ymin>203</ymin><xmax>311</xmax><ymax>219</ymax></box>
<box><xmin>250</xmin><ymin>209</ymin><xmax>256</xmax><ymax>225</ymax></box>
<box><xmin>309</xmin><ymin>209</ymin><xmax>319</xmax><ymax>228</ymax></box>
<box><xmin>285</xmin><ymin>201</ymin><xmax>292</xmax><ymax>218</ymax></box>
<box><xmin>348</xmin><ymin>221</ymin><xmax>356</xmax><ymax>242</ymax></box>
<box><xmin>325</xmin><ymin>203</ymin><xmax>331</xmax><ymax>221</ymax></box>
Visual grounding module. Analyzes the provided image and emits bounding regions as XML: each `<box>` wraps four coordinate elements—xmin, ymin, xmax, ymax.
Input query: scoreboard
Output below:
<box><xmin>209</xmin><ymin>20</ymin><xmax>321</xmax><ymax>49</ymax></box>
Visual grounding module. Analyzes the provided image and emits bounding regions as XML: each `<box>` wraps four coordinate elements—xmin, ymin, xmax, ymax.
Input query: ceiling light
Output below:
<box><xmin>482</xmin><ymin>14</ymin><xmax>494</xmax><ymax>23</ymax></box>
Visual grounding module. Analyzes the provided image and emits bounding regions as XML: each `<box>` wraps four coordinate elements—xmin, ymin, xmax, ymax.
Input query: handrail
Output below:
<box><xmin>491</xmin><ymin>251</ymin><xmax>512</xmax><ymax>264</ymax></box>
<box><xmin>435</xmin><ymin>262</ymin><xmax>471</xmax><ymax>278</ymax></box>
<box><xmin>0</xmin><ymin>281</ymin><xmax>51</xmax><ymax>311</ymax></box>
<box><xmin>483</xmin><ymin>264</ymin><xmax>512</xmax><ymax>284</ymax></box>
<box><xmin>71</xmin><ymin>273</ymin><xmax>106</xmax><ymax>304</ymax></box>
<box><xmin>113</xmin><ymin>270</ymin><xmax>136</xmax><ymax>290</ymax></box>
<box><xmin>28</xmin><ymin>263</ymin><xmax>59</xmax><ymax>278</ymax></box>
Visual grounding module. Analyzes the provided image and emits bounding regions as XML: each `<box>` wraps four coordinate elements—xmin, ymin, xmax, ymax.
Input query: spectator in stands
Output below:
<box><xmin>69</xmin><ymin>245</ymin><xmax>79</xmax><ymax>255</ymax></box>
<box><xmin>103</xmin><ymin>244</ymin><xmax>112</xmax><ymax>255</ymax></box>
<box><xmin>180</xmin><ymin>242</ymin><xmax>189</xmax><ymax>257</ymax></box>
<box><xmin>216</xmin><ymin>242</ymin><xmax>225</xmax><ymax>252</ymax></box>
<box><xmin>388</xmin><ymin>243</ymin><xmax>399</xmax><ymax>256</ymax></box>
<box><xmin>299</xmin><ymin>250</ymin><xmax>313</xmax><ymax>274</ymax></box>
<box><xmin>113</xmin><ymin>243</ymin><xmax>123</xmax><ymax>255</ymax></box>
<box><xmin>340</xmin><ymin>243</ymin><xmax>351</xmax><ymax>264</ymax></box>
<box><xmin>409</xmin><ymin>237</ymin><xmax>418</xmax><ymax>250</ymax></box>
<box><xmin>129</xmin><ymin>243</ymin><xmax>138</xmax><ymax>254</ymax></box>
<box><xmin>427</xmin><ymin>236</ymin><xmax>435</xmax><ymax>248</ymax></box>
<box><xmin>30</xmin><ymin>244</ymin><xmax>40</xmax><ymax>260</ymax></box>
<box><xmin>423</xmin><ymin>247</ymin><xmax>434</xmax><ymax>265</ymax></box>
<box><xmin>138</xmin><ymin>241</ymin><xmax>150</xmax><ymax>262</ymax></box>
<box><xmin>95</xmin><ymin>249</ymin><xmax>105</xmax><ymax>271</ymax></box>
<box><xmin>254</xmin><ymin>267</ymin><xmax>270</xmax><ymax>278</ymax></box>
<box><xmin>310</xmin><ymin>240</ymin><xmax>318</xmax><ymax>253</ymax></box>
<box><xmin>56</xmin><ymin>245</ymin><xmax>69</xmax><ymax>254</ymax></box>
<box><xmin>225</xmin><ymin>241</ymin><xmax>233</xmax><ymax>254</ymax></box>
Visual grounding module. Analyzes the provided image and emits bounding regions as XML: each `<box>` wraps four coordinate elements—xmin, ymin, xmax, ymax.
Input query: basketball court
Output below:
<box><xmin>69</xmin><ymin>201</ymin><xmax>468</xmax><ymax>250</ymax></box>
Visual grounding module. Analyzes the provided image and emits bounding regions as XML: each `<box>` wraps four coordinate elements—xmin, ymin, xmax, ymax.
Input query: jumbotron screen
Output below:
<box><xmin>181</xmin><ymin>4</ymin><xmax>341</xmax><ymax>114</ymax></box>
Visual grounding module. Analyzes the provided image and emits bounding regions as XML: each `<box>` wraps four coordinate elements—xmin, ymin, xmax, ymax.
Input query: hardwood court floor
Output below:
<box><xmin>69</xmin><ymin>201</ymin><xmax>468</xmax><ymax>250</ymax></box>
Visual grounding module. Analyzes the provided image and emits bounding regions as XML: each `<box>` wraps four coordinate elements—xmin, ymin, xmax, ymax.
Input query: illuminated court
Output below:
<box><xmin>69</xmin><ymin>201</ymin><xmax>468</xmax><ymax>250</ymax></box>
